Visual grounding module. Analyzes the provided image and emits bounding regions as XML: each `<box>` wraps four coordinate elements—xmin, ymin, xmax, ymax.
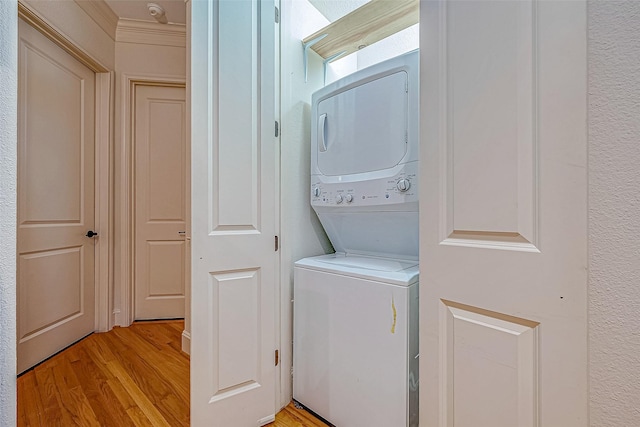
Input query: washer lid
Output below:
<box><xmin>295</xmin><ymin>253</ymin><xmax>419</xmax><ymax>286</ymax></box>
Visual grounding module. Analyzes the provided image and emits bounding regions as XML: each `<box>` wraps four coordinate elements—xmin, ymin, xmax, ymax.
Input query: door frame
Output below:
<box><xmin>117</xmin><ymin>75</ymin><xmax>186</xmax><ymax>328</ymax></box>
<box><xmin>17</xmin><ymin>1</ymin><xmax>114</xmax><ymax>334</ymax></box>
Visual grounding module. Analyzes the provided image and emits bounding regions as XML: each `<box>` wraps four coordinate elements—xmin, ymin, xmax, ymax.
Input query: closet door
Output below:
<box><xmin>420</xmin><ymin>1</ymin><xmax>587</xmax><ymax>426</ymax></box>
<box><xmin>190</xmin><ymin>0</ymin><xmax>278</xmax><ymax>425</ymax></box>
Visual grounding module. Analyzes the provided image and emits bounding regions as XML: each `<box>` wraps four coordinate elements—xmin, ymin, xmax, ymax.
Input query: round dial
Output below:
<box><xmin>396</xmin><ymin>178</ymin><xmax>411</xmax><ymax>192</ymax></box>
<box><xmin>335</xmin><ymin>194</ymin><xmax>343</xmax><ymax>204</ymax></box>
<box><xmin>345</xmin><ymin>194</ymin><xmax>353</xmax><ymax>203</ymax></box>
<box><xmin>313</xmin><ymin>187</ymin><xmax>320</xmax><ymax>197</ymax></box>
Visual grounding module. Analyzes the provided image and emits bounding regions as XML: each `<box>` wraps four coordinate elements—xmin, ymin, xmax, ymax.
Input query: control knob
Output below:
<box><xmin>396</xmin><ymin>178</ymin><xmax>411</xmax><ymax>192</ymax></box>
<box><xmin>312</xmin><ymin>187</ymin><xmax>320</xmax><ymax>197</ymax></box>
<box><xmin>345</xmin><ymin>194</ymin><xmax>353</xmax><ymax>203</ymax></box>
<box><xmin>335</xmin><ymin>194</ymin><xmax>343</xmax><ymax>204</ymax></box>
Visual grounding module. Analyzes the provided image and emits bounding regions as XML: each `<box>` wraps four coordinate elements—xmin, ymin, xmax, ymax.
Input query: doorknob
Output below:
<box><xmin>86</xmin><ymin>230</ymin><xmax>98</xmax><ymax>238</ymax></box>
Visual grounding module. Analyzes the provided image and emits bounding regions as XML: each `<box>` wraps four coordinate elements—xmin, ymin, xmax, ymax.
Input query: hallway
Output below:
<box><xmin>17</xmin><ymin>321</ymin><xmax>326</xmax><ymax>426</ymax></box>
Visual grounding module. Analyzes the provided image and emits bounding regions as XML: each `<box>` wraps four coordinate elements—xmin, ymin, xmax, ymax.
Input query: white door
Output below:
<box><xmin>420</xmin><ymin>1</ymin><xmax>587</xmax><ymax>426</ymax></box>
<box><xmin>17</xmin><ymin>19</ymin><xmax>96</xmax><ymax>373</ymax></box>
<box><xmin>134</xmin><ymin>84</ymin><xmax>187</xmax><ymax>320</ymax></box>
<box><xmin>191</xmin><ymin>0</ymin><xmax>278</xmax><ymax>425</ymax></box>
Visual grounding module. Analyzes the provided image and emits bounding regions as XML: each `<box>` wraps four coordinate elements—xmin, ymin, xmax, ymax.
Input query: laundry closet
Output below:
<box><xmin>279</xmin><ymin>3</ymin><xmax>420</xmax><ymax>426</ymax></box>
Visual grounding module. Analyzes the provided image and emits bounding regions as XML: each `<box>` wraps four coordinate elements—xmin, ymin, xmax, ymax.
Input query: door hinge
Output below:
<box><xmin>275</xmin><ymin>120</ymin><xmax>279</xmax><ymax>137</ymax></box>
<box><xmin>275</xmin><ymin>235</ymin><xmax>279</xmax><ymax>251</ymax></box>
<box><xmin>275</xmin><ymin>349</ymin><xmax>279</xmax><ymax>366</ymax></box>
<box><xmin>275</xmin><ymin>6</ymin><xmax>280</xmax><ymax>23</ymax></box>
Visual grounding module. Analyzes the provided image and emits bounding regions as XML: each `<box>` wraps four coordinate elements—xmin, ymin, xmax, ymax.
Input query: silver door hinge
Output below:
<box><xmin>275</xmin><ymin>120</ymin><xmax>279</xmax><ymax>137</ymax></box>
<box><xmin>275</xmin><ymin>6</ymin><xmax>280</xmax><ymax>23</ymax></box>
<box><xmin>275</xmin><ymin>236</ymin><xmax>279</xmax><ymax>251</ymax></box>
<box><xmin>275</xmin><ymin>349</ymin><xmax>280</xmax><ymax>366</ymax></box>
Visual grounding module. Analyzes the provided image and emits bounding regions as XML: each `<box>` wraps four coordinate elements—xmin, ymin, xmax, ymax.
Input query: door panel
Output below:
<box><xmin>17</xmin><ymin>19</ymin><xmax>96</xmax><ymax>374</ymax></box>
<box><xmin>447</xmin><ymin>0</ymin><xmax>535</xmax><ymax>239</ymax></box>
<box><xmin>213</xmin><ymin>269</ymin><xmax>261</xmax><ymax>392</ymax></box>
<box><xmin>134</xmin><ymin>85</ymin><xmax>186</xmax><ymax>320</ymax></box>
<box><xmin>19</xmin><ymin>248</ymin><xmax>84</xmax><ymax>333</ymax></box>
<box><xmin>441</xmin><ymin>300</ymin><xmax>538</xmax><ymax>427</ymax></box>
<box><xmin>147</xmin><ymin>241</ymin><xmax>185</xmax><ymax>294</ymax></box>
<box><xmin>191</xmin><ymin>0</ymin><xmax>278</xmax><ymax>425</ymax></box>
<box><xmin>421</xmin><ymin>1</ymin><xmax>587</xmax><ymax>426</ymax></box>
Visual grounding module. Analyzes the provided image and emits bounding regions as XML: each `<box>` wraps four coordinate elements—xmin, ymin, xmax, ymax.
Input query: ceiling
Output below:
<box><xmin>102</xmin><ymin>0</ymin><xmax>368</xmax><ymax>27</ymax></box>
<box><xmin>104</xmin><ymin>0</ymin><xmax>186</xmax><ymax>25</ymax></box>
<box><xmin>308</xmin><ymin>0</ymin><xmax>370</xmax><ymax>22</ymax></box>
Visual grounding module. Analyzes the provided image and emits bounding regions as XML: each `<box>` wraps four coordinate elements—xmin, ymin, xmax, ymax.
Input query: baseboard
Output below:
<box><xmin>181</xmin><ymin>330</ymin><xmax>191</xmax><ymax>355</ymax></box>
<box><xmin>257</xmin><ymin>415</ymin><xmax>275</xmax><ymax>426</ymax></box>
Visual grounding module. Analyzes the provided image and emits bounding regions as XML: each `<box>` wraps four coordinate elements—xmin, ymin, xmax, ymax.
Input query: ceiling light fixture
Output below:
<box><xmin>147</xmin><ymin>3</ymin><xmax>168</xmax><ymax>24</ymax></box>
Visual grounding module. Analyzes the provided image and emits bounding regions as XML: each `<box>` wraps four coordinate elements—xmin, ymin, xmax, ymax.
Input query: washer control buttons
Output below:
<box><xmin>335</xmin><ymin>194</ymin><xmax>343</xmax><ymax>204</ymax></box>
<box><xmin>313</xmin><ymin>187</ymin><xmax>321</xmax><ymax>197</ymax></box>
<box><xmin>345</xmin><ymin>194</ymin><xmax>353</xmax><ymax>203</ymax></box>
<box><xmin>396</xmin><ymin>178</ymin><xmax>411</xmax><ymax>192</ymax></box>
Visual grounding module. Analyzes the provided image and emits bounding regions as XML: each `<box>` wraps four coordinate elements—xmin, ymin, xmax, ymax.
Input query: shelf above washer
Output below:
<box><xmin>303</xmin><ymin>0</ymin><xmax>419</xmax><ymax>62</ymax></box>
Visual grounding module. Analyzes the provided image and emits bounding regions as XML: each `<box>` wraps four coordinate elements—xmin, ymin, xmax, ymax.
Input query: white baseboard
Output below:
<box><xmin>257</xmin><ymin>415</ymin><xmax>275</xmax><ymax>426</ymax></box>
<box><xmin>181</xmin><ymin>330</ymin><xmax>191</xmax><ymax>355</ymax></box>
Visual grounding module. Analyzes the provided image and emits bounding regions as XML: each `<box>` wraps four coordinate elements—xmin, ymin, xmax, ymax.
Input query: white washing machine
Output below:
<box><xmin>294</xmin><ymin>254</ymin><xmax>419</xmax><ymax>427</ymax></box>
<box><xmin>293</xmin><ymin>50</ymin><xmax>420</xmax><ymax>427</ymax></box>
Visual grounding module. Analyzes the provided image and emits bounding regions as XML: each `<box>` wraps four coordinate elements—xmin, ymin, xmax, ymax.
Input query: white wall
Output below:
<box><xmin>0</xmin><ymin>1</ymin><xmax>17</xmax><ymax>426</ymax></box>
<box><xmin>115</xmin><ymin>40</ymin><xmax>186</xmax><ymax>78</ymax></box>
<box><xmin>279</xmin><ymin>0</ymin><xmax>334</xmax><ymax>406</ymax></box>
<box><xmin>356</xmin><ymin>24</ymin><xmax>419</xmax><ymax>70</ymax></box>
<box><xmin>588</xmin><ymin>2</ymin><xmax>640</xmax><ymax>425</ymax></box>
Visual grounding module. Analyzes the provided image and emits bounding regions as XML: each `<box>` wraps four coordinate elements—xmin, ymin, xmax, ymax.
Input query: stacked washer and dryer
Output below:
<box><xmin>293</xmin><ymin>50</ymin><xmax>419</xmax><ymax>427</ymax></box>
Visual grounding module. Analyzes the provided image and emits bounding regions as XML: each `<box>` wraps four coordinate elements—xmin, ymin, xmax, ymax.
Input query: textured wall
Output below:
<box><xmin>589</xmin><ymin>1</ymin><xmax>640</xmax><ymax>425</ymax></box>
<box><xmin>0</xmin><ymin>0</ymin><xmax>17</xmax><ymax>425</ymax></box>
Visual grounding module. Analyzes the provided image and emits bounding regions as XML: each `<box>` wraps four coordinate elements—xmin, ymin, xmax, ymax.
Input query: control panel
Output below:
<box><xmin>311</xmin><ymin>162</ymin><xmax>418</xmax><ymax>207</ymax></box>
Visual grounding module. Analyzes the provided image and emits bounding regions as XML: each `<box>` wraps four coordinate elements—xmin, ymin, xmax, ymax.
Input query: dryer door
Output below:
<box><xmin>316</xmin><ymin>71</ymin><xmax>408</xmax><ymax>176</ymax></box>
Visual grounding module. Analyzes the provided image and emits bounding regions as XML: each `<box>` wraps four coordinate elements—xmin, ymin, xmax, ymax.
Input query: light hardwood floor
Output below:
<box><xmin>17</xmin><ymin>320</ymin><xmax>327</xmax><ymax>427</ymax></box>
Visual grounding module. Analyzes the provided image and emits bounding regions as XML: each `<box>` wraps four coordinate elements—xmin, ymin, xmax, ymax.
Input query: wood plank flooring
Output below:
<box><xmin>17</xmin><ymin>320</ymin><xmax>327</xmax><ymax>427</ymax></box>
<box><xmin>270</xmin><ymin>403</ymin><xmax>330</xmax><ymax>427</ymax></box>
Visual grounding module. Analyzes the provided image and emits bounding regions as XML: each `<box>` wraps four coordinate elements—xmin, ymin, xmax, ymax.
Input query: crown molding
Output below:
<box><xmin>18</xmin><ymin>1</ymin><xmax>109</xmax><ymax>72</ymax></box>
<box><xmin>116</xmin><ymin>19</ymin><xmax>186</xmax><ymax>47</ymax></box>
<box><xmin>74</xmin><ymin>0</ymin><xmax>118</xmax><ymax>40</ymax></box>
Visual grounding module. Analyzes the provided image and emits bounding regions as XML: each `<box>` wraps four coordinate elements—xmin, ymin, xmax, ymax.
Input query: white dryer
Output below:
<box><xmin>294</xmin><ymin>50</ymin><xmax>420</xmax><ymax>427</ymax></box>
